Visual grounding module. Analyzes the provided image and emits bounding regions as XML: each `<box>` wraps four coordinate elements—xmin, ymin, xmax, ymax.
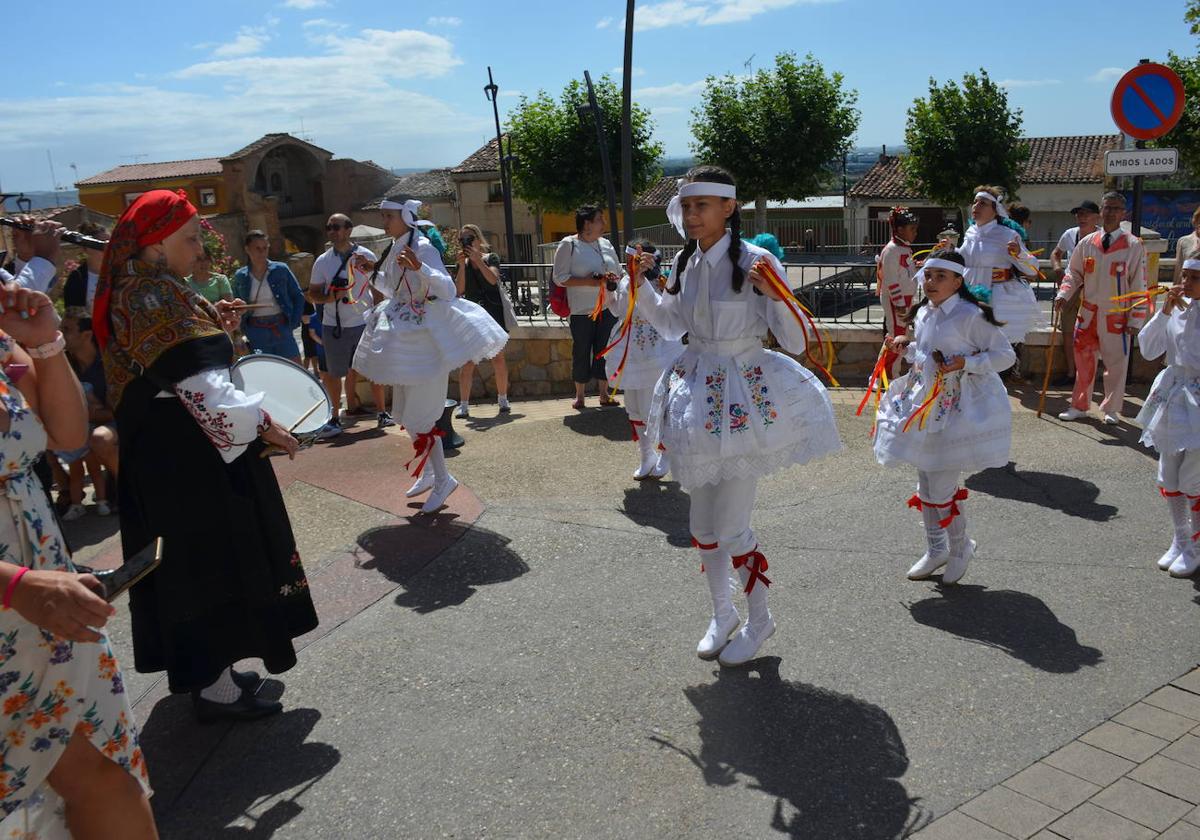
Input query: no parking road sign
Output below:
<box><xmin>1110</xmin><ymin>62</ymin><xmax>1185</xmax><ymax>141</ymax></box>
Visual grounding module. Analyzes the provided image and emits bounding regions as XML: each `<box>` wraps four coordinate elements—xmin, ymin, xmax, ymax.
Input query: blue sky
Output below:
<box><xmin>4</xmin><ymin>0</ymin><xmax>1196</xmax><ymax>192</ymax></box>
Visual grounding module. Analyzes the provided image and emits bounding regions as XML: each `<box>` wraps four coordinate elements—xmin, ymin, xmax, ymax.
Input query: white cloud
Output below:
<box><xmin>634</xmin><ymin>0</ymin><xmax>837</xmax><ymax>30</ymax></box>
<box><xmin>212</xmin><ymin>26</ymin><xmax>271</xmax><ymax>58</ymax></box>
<box><xmin>302</xmin><ymin>18</ymin><xmax>346</xmax><ymax>29</ymax></box>
<box><xmin>426</xmin><ymin>16</ymin><xmax>461</xmax><ymax>26</ymax></box>
<box><xmin>499</xmin><ymin>90</ymin><xmax>523</xmax><ymax>98</ymax></box>
<box><xmin>1089</xmin><ymin>67</ymin><xmax>1125</xmax><ymax>83</ymax></box>
<box><xmin>281</xmin><ymin>0</ymin><xmax>328</xmax><ymax>8</ymax></box>
<box><xmin>998</xmin><ymin>78</ymin><xmax>1062</xmax><ymax>88</ymax></box>
<box><xmin>611</xmin><ymin>66</ymin><xmax>646</xmax><ymax>77</ymax></box>
<box><xmin>596</xmin><ymin>16</ymin><xmax>614</xmax><ymax>28</ymax></box>
<box><xmin>634</xmin><ymin>80</ymin><xmax>707</xmax><ymax>98</ymax></box>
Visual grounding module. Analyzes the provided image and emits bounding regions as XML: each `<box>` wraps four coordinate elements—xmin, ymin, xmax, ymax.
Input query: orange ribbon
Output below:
<box><xmin>754</xmin><ymin>259</ymin><xmax>840</xmax><ymax>386</ymax></box>
<box><xmin>1109</xmin><ymin>286</ymin><xmax>1166</xmax><ymax>313</ymax></box>
<box><xmin>595</xmin><ymin>263</ymin><xmax>641</xmax><ymax>397</ymax></box>
<box><xmin>902</xmin><ymin>370</ymin><xmax>944</xmax><ymax>433</ymax></box>
<box><xmin>856</xmin><ymin>344</ymin><xmax>891</xmax><ymax>437</ymax></box>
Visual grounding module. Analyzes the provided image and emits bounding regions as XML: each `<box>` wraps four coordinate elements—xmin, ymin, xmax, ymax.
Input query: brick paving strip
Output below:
<box><xmin>912</xmin><ymin>666</ymin><xmax>1200</xmax><ymax>839</ymax></box>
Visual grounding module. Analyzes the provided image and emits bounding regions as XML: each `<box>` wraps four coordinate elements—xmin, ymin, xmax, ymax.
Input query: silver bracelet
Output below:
<box><xmin>26</xmin><ymin>332</ymin><xmax>65</xmax><ymax>359</ymax></box>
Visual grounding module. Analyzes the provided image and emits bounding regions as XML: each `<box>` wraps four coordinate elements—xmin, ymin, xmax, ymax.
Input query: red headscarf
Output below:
<box><xmin>94</xmin><ymin>189</ymin><xmax>197</xmax><ymax>348</ymax></box>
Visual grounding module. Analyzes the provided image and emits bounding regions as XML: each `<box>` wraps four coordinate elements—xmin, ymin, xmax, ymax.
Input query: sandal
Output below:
<box><xmin>598</xmin><ymin>397</ymin><xmax>620</xmax><ymax>407</ymax></box>
<box><xmin>571</xmin><ymin>398</ymin><xmax>585</xmax><ymax>410</ymax></box>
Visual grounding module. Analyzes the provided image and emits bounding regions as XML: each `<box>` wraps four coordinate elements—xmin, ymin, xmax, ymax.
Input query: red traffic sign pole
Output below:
<box><xmin>1111</xmin><ymin>61</ymin><xmax>1186</xmax><ymax>236</ymax></box>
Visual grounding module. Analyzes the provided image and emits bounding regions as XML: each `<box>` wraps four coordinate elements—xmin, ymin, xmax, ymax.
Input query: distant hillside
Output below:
<box><xmin>1</xmin><ymin>190</ymin><xmax>80</xmax><ymax>211</ymax></box>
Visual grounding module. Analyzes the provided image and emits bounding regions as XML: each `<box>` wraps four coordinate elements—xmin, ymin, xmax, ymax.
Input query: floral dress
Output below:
<box><xmin>0</xmin><ymin>335</ymin><xmax>149</xmax><ymax>838</ymax></box>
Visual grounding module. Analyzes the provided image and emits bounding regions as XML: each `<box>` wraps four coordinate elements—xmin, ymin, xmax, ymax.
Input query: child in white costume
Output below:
<box><xmin>1136</xmin><ymin>258</ymin><xmax>1200</xmax><ymax>578</ymax></box>
<box><xmin>632</xmin><ymin>166</ymin><xmax>841</xmax><ymax>666</ymax></box>
<box><xmin>874</xmin><ymin>249</ymin><xmax>1015</xmax><ymax>584</ymax></box>
<box><xmin>352</xmin><ymin>199</ymin><xmax>507</xmax><ymax>513</ymax></box>
<box><xmin>605</xmin><ymin>241</ymin><xmax>682</xmax><ymax>480</ymax></box>
<box><xmin>957</xmin><ymin>188</ymin><xmax>1041</xmax><ymax>347</ymax></box>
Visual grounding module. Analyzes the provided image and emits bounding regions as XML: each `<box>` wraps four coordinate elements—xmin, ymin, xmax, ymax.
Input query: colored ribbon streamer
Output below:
<box><xmin>731</xmin><ymin>547</ymin><xmax>771</xmax><ymax>594</ymax></box>
<box><xmin>404</xmin><ymin>427</ymin><xmax>445</xmax><ymax>478</ymax></box>
<box><xmin>594</xmin><ymin>262</ymin><xmax>641</xmax><ymax>396</ymax></box>
<box><xmin>902</xmin><ymin>370</ymin><xmax>944</xmax><ymax>433</ymax></box>
<box><xmin>754</xmin><ymin>259</ymin><xmax>840</xmax><ymax>386</ymax></box>
<box><xmin>338</xmin><ymin>260</ymin><xmax>373</xmax><ymax>306</ymax></box>
<box><xmin>907</xmin><ymin>488</ymin><xmax>969</xmax><ymax>528</ymax></box>
<box><xmin>855</xmin><ymin>344</ymin><xmax>891</xmax><ymax>437</ymax></box>
<box><xmin>1109</xmin><ymin>286</ymin><xmax>1166</xmax><ymax>313</ymax></box>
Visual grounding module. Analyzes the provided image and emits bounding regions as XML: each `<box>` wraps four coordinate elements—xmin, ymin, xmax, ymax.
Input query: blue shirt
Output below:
<box><xmin>231</xmin><ymin>260</ymin><xmax>305</xmax><ymax>329</ymax></box>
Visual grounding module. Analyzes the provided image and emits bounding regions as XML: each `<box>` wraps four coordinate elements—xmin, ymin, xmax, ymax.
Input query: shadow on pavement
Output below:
<box><xmin>61</xmin><ymin>512</ymin><xmax>121</xmax><ymax>554</ymax></box>
<box><xmin>357</xmin><ymin>521</ymin><xmax>528</xmax><ymax>613</ymax></box>
<box><xmin>562</xmin><ymin>407</ymin><xmax>632</xmax><ymax>442</ymax></box>
<box><xmin>655</xmin><ymin>658</ymin><xmax>926</xmax><ymax>839</ymax></box>
<box><xmin>966</xmin><ymin>461</ymin><xmax>1119</xmax><ymax>521</ymax></box>
<box><xmin>907</xmin><ymin>584</ymin><xmax>1103</xmax><ymax>673</ymax></box>
<box><xmin>143</xmin><ymin>695</ymin><xmax>339</xmax><ymax>838</ymax></box>
<box><xmin>464</xmin><ymin>412</ymin><xmax>526</xmax><ymax>431</ymax></box>
<box><xmin>621</xmin><ymin>479</ymin><xmax>692</xmax><ymax>547</ymax></box>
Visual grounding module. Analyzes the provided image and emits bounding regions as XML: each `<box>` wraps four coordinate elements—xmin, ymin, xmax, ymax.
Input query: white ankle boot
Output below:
<box><xmin>942</xmin><ymin>502</ymin><xmax>974</xmax><ymax>584</ymax></box>
<box><xmin>1160</xmin><ymin>493</ymin><xmax>1189</xmax><ymax>570</ymax></box>
<box><xmin>697</xmin><ymin>550</ymin><xmax>740</xmax><ymax>660</ymax></box>
<box><xmin>1169</xmin><ymin>497</ymin><xmax>1200</xmax><ymax>578</ymax></box>
<box><xmin>421</xmin><ymin>438</ymin><xmax>458</xmax><ymax>513</ymax></box>
<box><xmin>406</xmin><ymin>470</ymin><xmax>434</xmax><ymax>498</ymax></box>
<box><xmin>719</xmin><ymin>552</ymin><xmax>774</xmax><ymax>666</ymax></box>
<box><xmin>633</xmin><ymin>436</ymin><xmax>659</xmax><ymax>480</ymax></box>
<box><xmin>650</xmin><ymin>449</ymin><xmax>669</xmax><ymax>479</ymax></box>
<box><xmin>907</xmin><ymin>503</ymin><xmax>950</xmax><ymax>580</ymax></box>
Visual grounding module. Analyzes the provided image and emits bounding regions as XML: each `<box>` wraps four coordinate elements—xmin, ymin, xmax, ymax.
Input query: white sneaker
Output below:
<box><xmin>421</xmin><ymin>476</ymin><xmax>459</xmax><ymax>513</ymax></box>
<box><xmin>907</xmin><ymin>551</ymin><xmax>949</xmax><ymax>581</ymax></box>
<box><xmin>405</xmin><ymin>471</ymin><xmax>435</xmax><ymax>498</ymax></box>
<box><xmin>455</xmin><ymin>403</ymin><xmax>469</xmax><ymax>419</ymax></box>
<box><xmin>1169</xmin><ymin>551</ymin><xmax>1200</xmax><ymax>578</ymax></box>
<box><xmin>1158</xmin><ymin>541</ymin><xmax>1182</xmax><ymax>570</ymax></box>
<box><xmin>942</xmin><ymin>539</ymin><xmax>976</xmax><ymax>584</ymax></box>
<box><xmin>1058</xmin><ymin>407</ymin><xmax>1088</xmax><ymax>421</ymax></box>
<box><xmin>498</xmin><ymin>396</ymin><xmax>511</xmax><ymax>415</ymax></box>
<box><xmin>649</xmin><ymin>452</ymin><xmax>669</xmax><ymax>479</ymax></box>
<box><xmin>1103</xmin><ymin>413</ymin><xmax>1119</xmax><ymax>425</ymax></box>
<box><xmin>696</xmin><ymin>611</ymin><xmax>741</xmax><ymax>660</ymax></box>
<box><xmin>95</xmin><ymin>500</ymin><xmax>113</xmax><ymax>517</ymax></box>
<box><xmin>61</xmin><ymin>503</ymin><xmax>86</xmax><ymax>522</ymax></box>
<box><xmin>718</xmin><ymin>618</ymin><xmax>776</xmax><ymax>666</ymax></box>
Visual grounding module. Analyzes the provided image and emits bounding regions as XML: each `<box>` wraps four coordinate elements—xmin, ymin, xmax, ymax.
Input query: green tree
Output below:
<box><xmin>1160</xmin><ymin>2</ymin><xmax>1200</xmax><ymax>175</ymax></box>
<box><xmin>505</xmin><ymin>76</ymin><xmax>663</xmax><ymax>216</ymax></box>
<box><xmin>690</xmin><ymin>52</ymin><xmax>859</xmax><ymax>230</ymax></box>
<box><xmin>902</xmin><ymin>69</ymin><xmax>1028</xmax><ymax>216</ymax></box>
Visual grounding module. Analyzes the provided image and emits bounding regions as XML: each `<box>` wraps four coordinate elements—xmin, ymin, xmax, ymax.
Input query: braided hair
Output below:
<box><xmin>666</xmin><ymin>165</ymin><xmax>746</xmax><ymax>295</ymax></box>
<box><xmin>905</xmin><ymin>247</ymin><xmax>1004</xmax><ymax>327</ymax></box>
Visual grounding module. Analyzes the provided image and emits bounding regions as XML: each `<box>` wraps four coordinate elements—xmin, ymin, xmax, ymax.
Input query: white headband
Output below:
<box><xmin>923</xmin><ymin>257</ymin><xmax>965</xmax><ymax>275</ymax></box>
<box><xmin>973</xmin><ymin>191</ymin><xmax>1008</xmax><ymax>219</ymax></box>
<box><xmin>666</xmin><ymin>181</ymin><xmax>739</xmax><ymax>237</ymax></box>
<box><xmin>1184</xmin><ymin>258</ymin><xmax>1200</xmax><ymax>272</ymax></box>
<box><xmin>380</xmin><ymin>198</ymin><xmax>435</xmax><ymax>228</ymax></box>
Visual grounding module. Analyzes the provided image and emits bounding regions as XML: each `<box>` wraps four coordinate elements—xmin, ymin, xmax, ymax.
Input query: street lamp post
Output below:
<box><xmin>484</xmin><ymin>67</ymin><xmax>519</xmax><ymax>273</ymax></box>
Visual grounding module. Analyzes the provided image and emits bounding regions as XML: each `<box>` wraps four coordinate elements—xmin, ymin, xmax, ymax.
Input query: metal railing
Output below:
<box><xmin>501</xmin><ymin>260</ymin><xmax>1066</xmax><ymax>328</ymax></box>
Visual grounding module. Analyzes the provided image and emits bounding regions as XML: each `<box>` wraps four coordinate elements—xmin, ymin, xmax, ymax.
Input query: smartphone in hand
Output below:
<box><xmin>94</xmin><ymin>537</ymin><xmax>162</xmax><ymax>602</ymax></box>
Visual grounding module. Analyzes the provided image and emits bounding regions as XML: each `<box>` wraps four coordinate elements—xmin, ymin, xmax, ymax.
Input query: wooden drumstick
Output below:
<box><xmin>259</xmin><ymin>397</ymin><xmax>329</xmax><ymax>458</ymax></box>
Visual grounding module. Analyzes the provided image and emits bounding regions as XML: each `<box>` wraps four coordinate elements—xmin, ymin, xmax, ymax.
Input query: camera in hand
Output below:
<box><xmin>460</xmin><ymin>234</ymin><xmax>475</xmax><ymax>250</ymax></box>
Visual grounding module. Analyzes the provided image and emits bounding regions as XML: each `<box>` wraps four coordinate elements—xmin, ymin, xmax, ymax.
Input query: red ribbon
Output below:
<box><xmin>730</xmin><ymin>547</ymin><xmax>771</xmax><ymax>594</ymax></box>
<box><xmin>628</xmin><ymin>419</ymin><xmax>644</xmax><ymax>441</ymax></box>
<box><xmin>691</xmin><ymin>535</ymin><xmax>718</xmax><ymax>572</ymax></box>
<box><xmin>1162</xmin><ymin>488</ymin><xmax>1184</xmax><ymax>497</ymax></box>
<box><xmin>1190</xmin><ymin>493</ymin><xmax>1200</xmax><ymax>513</ymax></box>
<box><xmin>404</xmin><ymin>427</ymin><xmax>445</xmax><ymax>478</ymax></box>
<box><xmin>907</xmin><ymin>488</ymin><xmax>969</xmax><ymax>528</ymax></box>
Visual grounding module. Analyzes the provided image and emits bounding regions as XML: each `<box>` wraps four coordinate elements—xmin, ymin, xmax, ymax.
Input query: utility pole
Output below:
<box><xmin>484</xmin><ymin>67</ymin><xmax>519</xmax><ymax>265</ymax></box>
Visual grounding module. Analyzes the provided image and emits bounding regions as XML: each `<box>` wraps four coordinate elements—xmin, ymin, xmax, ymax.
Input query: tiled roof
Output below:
<box><xmin>363</xmin><ymin>169</ymin><xmax>455</xmax><ymax>209</ymax></box>
<box><xmin>451</xmin><ymin>137</ymin><xmax>502</xmax><ymax>174</ymax></box>
<box><xmin>75</xmin><ymin>158</ymin><xmax>223</xmax><ymax>186</ymax></box>
<box><xmin>636</xmin><ymin>175</ymin><xmax>680</xmax><ymax>207</ymax></box>
<box><xmin>221</xmin><ymin>133</ymin><xmax>332</xmax><ymax>162</ymax></box>
<box><xmin>849</xmin><ymin>134</ymin><xmax>1122</xmax><ymax>200</ymax></box>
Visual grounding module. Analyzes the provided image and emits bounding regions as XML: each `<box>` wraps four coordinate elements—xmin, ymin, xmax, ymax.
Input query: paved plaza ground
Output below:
<box><xmin>66</xmin><ymin>383</ymin><xmax>1200</xmax><ymax>839</ymax></box>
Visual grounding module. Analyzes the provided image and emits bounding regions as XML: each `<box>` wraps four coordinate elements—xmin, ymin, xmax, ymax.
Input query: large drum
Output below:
<box><xmin>230</xmin><ymin>353</ymin><xmax>333</xmax><ymax>447</ymax></box>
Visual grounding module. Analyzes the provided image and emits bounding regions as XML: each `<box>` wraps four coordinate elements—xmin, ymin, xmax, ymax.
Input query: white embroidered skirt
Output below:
<box><xmin>990</xmin><ymin>280</ymin><xmax>1042</xmax><ymax>344</ymax></box>
<box><xmin>605</xmin><ymin>317</ymin><xmax>682</xmax><ymax>391</ymax></box>
<box><xmin>1137</xmin><ymin>366</ymin><xmax>1200</xmax><ymax>453</ymax></box>
<box><xmin>354</xmin><ymin>297</ymin><xmax>508</xmax><ymax>385</ymax></box>
<box><xmin>646</xmin><ymin>339</ymin><xmax>842</xmax><ymax>490</ymax></box>
<box><xmin>873</xmin><ymin>365</ymin><xmax>1012</xmax><ymax>472</ymax></box>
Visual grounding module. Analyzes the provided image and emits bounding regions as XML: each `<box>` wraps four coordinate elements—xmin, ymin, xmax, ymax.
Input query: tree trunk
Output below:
<box><xmin>755</xmin><ymin>195</ymin><xmax>767</xmax><ymax>233</ymax></box>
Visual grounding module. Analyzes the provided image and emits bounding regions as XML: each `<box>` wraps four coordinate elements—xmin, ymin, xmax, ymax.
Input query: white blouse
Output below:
<box><xmin>957</xmin><ymin>220</ymin><xmax>1038</xmax><ymax>289</ymax></box>
<box><xmin>634</xmin><ymin>234</ymin><xmax>808</xmax><ymax>354</ymax></box>
<box><xmin>903</xmin><ymin>293</ymin><xmax>1017</xmax><ymax>374</ymax></box>
<box><xmin>1139</xmin><ymin>304</ymin><xmax>1200</xmax><ymax>371</ymax></box>
<box><xmin>376</xmin><ymin>235</ymin><xmax>454</xmax><ymax>303</ymax></box>
<box><xmin>171</xmin><ymin>368</ymin><xmax>267</xmax><ymax>464</ymax></box>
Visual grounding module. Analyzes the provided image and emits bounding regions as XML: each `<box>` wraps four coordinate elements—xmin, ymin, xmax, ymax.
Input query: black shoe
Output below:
<box><xmin>231</xmin><ymin>669</ymin><xmax>262</xmax><ymax>692</ymax></box>
<box><xmin>192</xmin><ymin>689</ymin><xmax>282</xmax><ymax>724</ymax></box>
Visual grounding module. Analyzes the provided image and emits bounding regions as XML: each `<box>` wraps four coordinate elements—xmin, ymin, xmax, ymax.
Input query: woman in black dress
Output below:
<box><xmin>453</xmin><ymin>225</ymin><xmax>510</xmax><ymax>416</ymax></box>
<box><xmin>95</xmin><ymin>189</ymin><xmax>318</xmax><ymax>723</ymax></box>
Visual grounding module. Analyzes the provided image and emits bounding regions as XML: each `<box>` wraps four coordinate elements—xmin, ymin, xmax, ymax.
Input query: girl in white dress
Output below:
<box><xmin>605</xmin><ymin>241</ymin><xmax>682</xmax><ymax>480</ymax></box>
<box><xmin>957</xmin><ymin>187</ymin><xmax>1041</xmax><ymax>358</ymax></box>
<box><xmin>352</xmin><ymin>199</ymin><xmax>507</xmax><ymax>513</ymax></box>
<box><xmin>874</xmin><ymin>248</ymin><xmax>1015</xmax><ymax>584</ymax></box>
<box><xmin>632</xmin><ymin>166</ymin><xmax>841</xmax><ymax>666</ymax></box>
<box><xmin>1136</xmin><ymin>258</ymin><xmax>1200</xmax><ymax>578</ymax></box>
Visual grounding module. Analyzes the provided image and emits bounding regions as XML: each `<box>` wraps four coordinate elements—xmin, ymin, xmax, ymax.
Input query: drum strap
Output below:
<box><xmin>329</xmin><ymin>248</ymin><xmax>354</xmax><ymax>340</ymax></box>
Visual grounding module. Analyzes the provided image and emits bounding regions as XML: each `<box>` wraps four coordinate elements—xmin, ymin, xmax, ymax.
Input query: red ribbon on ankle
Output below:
<box><xmin>691</xmin><ymin>536</ymin><xmax>718</xmax><ymax>572</ymax></box>
<box><xmin>404</xmin><ymin>427</ymin><xmax>445</xmax><ymax>478</ymax></box>
<box><xmin>907</xmin><ymin>488</ymin><xmax>968</xmax><ymax>528</ymax></box>
<box><xmin>629</xmin><ymin>419</ymin><xmax>644</xmax><ymax>441</ymax></box>
<box><xmin>1188</xmin><ymin>494</ymin><xmax>1200</xmax><ymax>512</ymax></box>
<box><xmin>1162</xmin><ymin>488</ymin><xmax>1184</xmax><ymax>498</ymax></box>
<box><xmin>731</xmin><ymin>546</ymin><xmax>771</xmax><ymax>594</ymax></box>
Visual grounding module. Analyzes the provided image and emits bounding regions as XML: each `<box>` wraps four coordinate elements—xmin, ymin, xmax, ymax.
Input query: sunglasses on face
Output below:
<box><xmin>326</xmin><ymin>223</ymin><xmax>350</xmax><ymax>231</ymax></box>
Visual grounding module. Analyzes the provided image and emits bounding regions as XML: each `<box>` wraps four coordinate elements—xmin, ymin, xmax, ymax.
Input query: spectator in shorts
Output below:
<box><xmin>231</xmin><ymin>230</ymin><xmax>304</xmax><ymax>362</ymax></box>
<box><xmin>308</xmin><ymin>214</ymin><xmax>395</xmax><ymax>435</ymax></box>
<box><xmin>53</xmin><ymin>311</ymin><xmax>119</xmax><ymax>520</ymax></box>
